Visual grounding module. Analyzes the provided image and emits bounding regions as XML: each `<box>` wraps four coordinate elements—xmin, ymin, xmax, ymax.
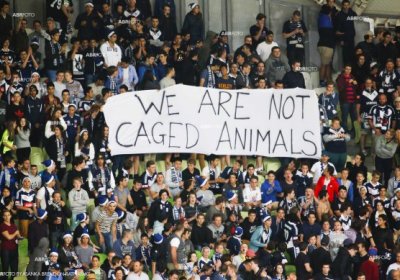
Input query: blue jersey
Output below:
<box><xmin>63</xmin><ymin>114</ymin><xmax>81</xmax><ymax>139</ymax></box>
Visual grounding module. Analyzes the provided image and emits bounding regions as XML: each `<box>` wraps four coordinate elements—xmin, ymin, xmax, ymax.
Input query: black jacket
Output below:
<box><xmin>282</xmin><ymin>71</ymin><xmax>306</xmax><ymax>89</ymax></box>
<box><xmin>240</xmin><ymin>217</ymin><xmax>258</xmax><ymax>240</ymax></box>
<box><xmin>147</xmin><ymin>199</ymin><xmax>173</xmax><ymax>227</ymax></box>
<box><xmin>159</xmin><ymin>14</ymin><xmax>177</xmax><ymax>42</ymax></box>
<box><xmin>25</xmin><ymin>96</ymin><xmax>44</xmax><ymax>125</ymax></box>
<box><xmin>47</xmin><ymin>201</ymin><xmax>72</xmax><ymax>233</ymax></box>
<box><xmin>331</xmin><ymin>247</ymin><xmax>353</xmax><ymax>280</ymax></box>
<box><xmin>181</xmin><ymin>12</ymin><xmax>204</xmax><ymax>44</ymax></box>
<box><xmin>310</xmin><ymin>247</ymin><xmax>332</xmax><ymax>275</ymax></box>
<box><xmin>45</xmin><ymin>135</ymin><xmax>69</xmax><ymax>164</ymax></box>
<box><xmin>190</xmin><ymin>222</ymin><xmax>213</xmax><ymax>247</ymax></box>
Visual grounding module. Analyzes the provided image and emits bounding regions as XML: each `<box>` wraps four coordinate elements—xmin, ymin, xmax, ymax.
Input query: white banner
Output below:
<box><xmin>103</xmin><ymin>84</ymin><xmax>322</xmax><ymax>158</ymax></box>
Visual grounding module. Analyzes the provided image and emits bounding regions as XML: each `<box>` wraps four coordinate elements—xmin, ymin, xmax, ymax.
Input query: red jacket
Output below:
<box><xmin>360</xmin><ymin>259</ymin><xmax>379</xmax><ymax>280</ymax></box>
<box><xmin>314</xmin><ymin>176</ymin><xmax>339</xmax><ymax>203</ymax></box>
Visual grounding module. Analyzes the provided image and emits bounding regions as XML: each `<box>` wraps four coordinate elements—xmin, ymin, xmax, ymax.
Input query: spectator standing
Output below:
<box><xmin>100</xmin><ymin>31</ymin><xmax>122</xmax><ymax>68</ymax></box>
<box><xmin>44</xmin><ymin>29</ymin><xmax>64</xmax><ymax>82</ymax></box>
<box><xmin>282</xmin><ymin>10</ymin><xmax>308</xmax><ymax>65</ymax></box>
<box><xmin>0</xmin><ymin>1</ymin><xmax>12</xmax><ymax>43</ymax></box>
<box><xmin>68</xmin><ymin>177</ymin><xmax>90</xmax><ymax>230</ymax></box>
<box><xmin>250</xmin><ymin>13</ymin><xmax>269</xmax><ymax>47</ymax></box>
<box><xmin>317</xmin><ymin>4</ymin><xmax>335</xmax><ymax>86</ymax></box>
<box><xmin>15</xmin><ymin>117</ymin><xmax>31</xmax><ymax>162</ymax></box>
<box><xmin>182</xmin><ymin>3</ymin><xmax>204</xmax><ymax>44</ymax></box>
<box><xmin>334</xmin><ymin>0</ymin><xmax>357</xmax><ymax>64</ymax></box>
<box><xmin>336</xmin><ymin>64</ymin><xmax>358</xmax><ymax>134</ymax></box>
<box><xmin>0</xmin><ymin>209</ymin><xmax>21</xmax><ymax>279</ymax></box>
<box><xmin>375</xmin><ymin>129</ymin><xmax>398</xmax><ymax>185</ymax></box>
<box><xmin>322</xmin><ymin>117</ymin><xmax>350</xmax><ymax>171</ymax></box>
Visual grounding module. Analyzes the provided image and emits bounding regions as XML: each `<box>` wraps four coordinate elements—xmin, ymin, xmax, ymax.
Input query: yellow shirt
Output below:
<box><xmin>1</xmin><ymin>130</ymin><xmax>13</xmax><ymax>154</ymax></box>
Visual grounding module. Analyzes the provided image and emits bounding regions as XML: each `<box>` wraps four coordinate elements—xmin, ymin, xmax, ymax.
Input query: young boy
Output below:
<box><xmin>227</xmin><ymin>227</ymin><xmax>242</xmax><ymax>256</ymax></box>
<box><xmin>338</xmin><ymin>203</ymin><xmax>352</xmax><ymax>231</ymax></box>
<box><xmin>78</xmin><ymin>87</ymin><xmax>94</xmax><ymax>117</ymax></box>
<box><xmin>29</xmin><ymin>164</ymin><xmax>42</xmax><ymax>191</ymax></box>
<box><xmin>294</xmin><ymin>162</ymin><xmax>313</xmax><ymax>199</ymax></box>
<box><xmin>171</xmin><ymin>196</ymin><xmax>185</xmax><ymax>225</ymax></box>
<box><xmin>135</xmin><ymin>234</ymin><xmax>151</xmax><ymax>271</ymax></box>
<box><xmin>374</xmin><ymin>186</ymin><xmax>390</xmax><ymax>210</ymax></box>
<box><xmin>0</xmin><ymin>157</ymin><xmax>18</xmax><ymax>197</ymax></box>
<box><xmin>337</xmin><ymin>168</ymin><xmax>354</xmax><ymax>202</ymax></box>
<box><xmin>364</xmin><ymin>170</ymin><xmax>382</xmax><ymax>199</ymax></box>
<box><xmin>104</xmin><ymin>66</ymin><xmax>119</xmax><ymax>95</ymax></box>
<box><xmin>318</xmin><ymin>81</ymin><xmax>339</xmax><ymax>121</ymax></box>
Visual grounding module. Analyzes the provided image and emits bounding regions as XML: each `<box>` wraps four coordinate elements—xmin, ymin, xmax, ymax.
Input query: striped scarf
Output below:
<box><xmin>170</xmin><ymin>167</ymin><xmax>182</xmax><ymax>184</ymax></box>
<box><xmin>206</xmin><ymin>66</ymin><xmax>216</xmax><ymax>88</ymax></box>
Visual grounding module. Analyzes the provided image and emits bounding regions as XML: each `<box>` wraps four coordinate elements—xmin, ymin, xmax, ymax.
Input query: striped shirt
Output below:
<box><xmin>15</xmin><ymin>188</ymin><xmax>36</xmax><ymax>219</ymax></box>
<box><xmin>96</xmin><ymin>210</ymin><xmax>118</xmax><ymax>233</ymax></box>
<box><xmin>343</xmin><ymin>74</ymin><xmax>356</xmax><ymax>103</ymax></box>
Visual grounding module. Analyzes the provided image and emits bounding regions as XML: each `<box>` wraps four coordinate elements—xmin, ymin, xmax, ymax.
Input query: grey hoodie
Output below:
<box><xmin>265</xmin><ymin>53</ymin><xmax>290</xmax><ymax>84</ymax></box>
<box><xmin>27</xmin><ymin>237</ymin><xmax>49</xmax><ymax>280</ymax></box>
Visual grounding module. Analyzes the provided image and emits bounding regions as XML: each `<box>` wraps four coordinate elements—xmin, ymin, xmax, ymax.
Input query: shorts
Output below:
<box><xmin>318</xmin><ymin>46</ymin><xmax>334</xmax><ymax>65</ymax></box>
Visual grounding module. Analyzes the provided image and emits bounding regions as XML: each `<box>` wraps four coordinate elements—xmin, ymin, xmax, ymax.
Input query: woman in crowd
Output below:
<box><xmin>1</xmin><ymin>119</ymin><xmax>17</xmax><ymax>158</ymax></box>
<box><xmin>75</xmin><ymin>129</ymin><xmax>95</xmax><ymax>168</ymax></box>
<box><xmin>45</xmin><ymin>108</ymin><xmax>67</xmax><ymax>139</ymax></box>
<box><xmin>58</xmin><ymin>231</ymin><xmax>83</xmax><ymax>273</ymax></box>
<box><xmin>45</xmin><ymin>125</ymin><xmax>69</xmax><ymax>180</ymax></box>
<box><xmin>0</xmin><ymin>209</ymin><xmax>21</xmax><ymax>278</ymax></box>
<box><xmin>15</xmin><ymin>117</ymin><xmax>31</xmax><ymax>162</ymax></box>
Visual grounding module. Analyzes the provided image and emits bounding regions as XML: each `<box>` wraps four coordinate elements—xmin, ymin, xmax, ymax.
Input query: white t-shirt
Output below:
<box><xmin>256</xmin><ymin>41</ymin><xmax>279</xmax><ymax>62</ymax></box>
<box><xmin>100</xmin><ymin>41</ymin><xmax>122</xmax><ymax>67</ymax></box>
<box><xmin>36</xmin><ymin>186</ymin><xmax>54</xmax><ymax>209</ymax></box>
<box><xmin>122</xmin><ymin>67</ymin><xmax>130</xmax><ymax>89</ymax></box>
<box><xmin>170</xmin><ymin>237</ymin><xmax>180</xmax><ymax>248</ymax></box>
<box><xmin>243</xmin><ymin>186</ymin><xmax>262</xmax><ymax>203</ymax></box>
<box><xmin>201</xmin><ymin>166</ymin><xmax>221</xmax><ymax>179</ymax></box>
<box><xmin>54</xmin><ymin>81</ymin><xmax>66</xmax><ymax>100</ymax></box>
<box><xmin>126</xmin><ymin>272</ymin><xmax>149</xmax><ymax>280</ymax></box>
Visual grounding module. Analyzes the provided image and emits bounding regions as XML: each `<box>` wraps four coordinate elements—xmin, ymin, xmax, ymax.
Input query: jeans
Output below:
<box><xmin>50</xmin><ymin>228</ymin><xmax>63</xmax><ymax>249</ymax></box>
<box><xmin>98</xmin><ymin>231</ymin><xmax>113</xmax><ymax>253</ymax></box>
<box><xmin>341</xmin><ymin>102</ymin><xmax>357</xmax><ymax>132</ymax></box>
<box><xmin>46</xmin><ymin>70</ymin><xmax>57</xmax><ymax>82</ymax></box>
<box><xmin>326</xmin><ymin>151</ymin><xmax>347</xmax><ymax>172</ymax></box>
<box><xmin>375</xmin><ymin>156</ymin><xmax>393</xmax><ymax>186</ymax></box>
<box><xmin>112</xmin><ymin>155</ymin><xmax>126</xmax><ymax>177</ymax></box>
<box><xmin>70</xmin><ymin>213</ymin><xmax>79</xmax><ymax>231</ymax></box>
<box><xmin>1</xmin><ymin>248</ymin><xmax>18</xmax><ymax>280</ymax></box>
<box><xmin>85</xmin><ymin>74</ymin><xmax>97</xmax><ymax>87</ymax></box>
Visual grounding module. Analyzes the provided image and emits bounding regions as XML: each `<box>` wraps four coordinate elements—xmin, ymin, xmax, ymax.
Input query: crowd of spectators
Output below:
<box><xmin>1</xmin><ymin>0</ymin><xmax>400</xmax><ymax>279</ymax></box>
